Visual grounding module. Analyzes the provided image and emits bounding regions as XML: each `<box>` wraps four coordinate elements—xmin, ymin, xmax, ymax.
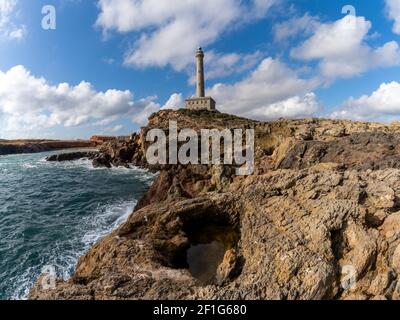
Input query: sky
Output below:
<box><xmin>1</xmin><ymin>0</ymin><xmax>400</xmax><ymax>139</ymax></box>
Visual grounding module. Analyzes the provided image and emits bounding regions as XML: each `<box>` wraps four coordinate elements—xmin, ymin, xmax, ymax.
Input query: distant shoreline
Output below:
<box><xmin>0</xmin><ymin>140</ymin><xmax>96</xmax><ymax>156</ymax></box>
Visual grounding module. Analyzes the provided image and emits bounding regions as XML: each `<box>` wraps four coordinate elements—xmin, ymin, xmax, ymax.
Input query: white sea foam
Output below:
<box><xmin>3</xmin><ymin>150</ymin><xmax>156</xmax><ymax>300</ymax></box>
<box><xmin>81</xmin><ymin>200</ymin><xmax>136</xmax><ymax>247</ymax></box>
<box><xmin>9</xmin><ymin>267</ymin><xmax>35</xmax><ymax>300</ymax></box>
<box><xmin>11</xmin><ymin>200</ymin><xmax>137</xmax><ymax>300</ymax></box>
<box><xmin>21</xmin><ymin>163</ymin><xmax>38</xmax><ymax>169</ymax></box>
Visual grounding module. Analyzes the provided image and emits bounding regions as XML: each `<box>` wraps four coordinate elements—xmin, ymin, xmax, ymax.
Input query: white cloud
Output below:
<box><xmin>273</xmin><ymin>13</ymin><xmax>320</xmax><ymax>42</ymax></box>
<box><xmin>7</xmin><ymin>24</ymin><xmax>25</xmax><ymax>39</ymax></box>
<box><xmin>110</xmin><ymin>124</ymin><xmax>124</xmax><ymax>132</ymax></box>
<box><xmin>96</xmin><ymin>0</ymin><xmax>277</xmax><ymax>71</ymax></box>
<box><xmin>131</xmin><ymin>97</ymin><xmax>161</xmax><ymax>126</ymax></box>
<box><xmin>0</xmin><ymin>0</ymin><xmax>15</xmax><ymax>27</ymax></box>
<box><xmin>291</xmin><ymin>16</ymin><xmax>400</xmax><ymax>79</ymax></box>
<box><xmin>188</xmin><ymin>50</ymin><xmax>263</xmax><ymax>85</ymax></box>
<box><xmin>207</xmin><ymin>57</ymin><xmax>321</xmax><ymax>120</ymax></box>
<box><xmin>0</xmin><ymin>0</ymin><xmax>26</xmax><ymax>40</ymax></box>
<box><xmin>332</xmin><ymin>81</ymin><xmax>400</xmax><ymax>121</ymax></box>
<box><xmin>386</xmin><ymin>0</ymin><xmax>400</xmax><ymax>34</ymax></box>
<box><xmin>130</xmin><ymin>93</ymin><xmax>185</xmax><ymax>126</ymax></box>
<box><xmin>0</xmin><ymin>65</ymin><xmax>157</xmax><ymax>136</ymax></box>
<box><xmin>161</xmin><ymin>93</ymin><xmax>184</xmax><ymax>110</ymax></box>
<box><xmin>252</xmin><ymin>93</ymin><xmax>320</xmax><ymax>119</ymax></box>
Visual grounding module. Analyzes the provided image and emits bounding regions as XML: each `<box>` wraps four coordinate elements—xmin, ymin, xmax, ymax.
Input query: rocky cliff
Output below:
<box><xmin>30</xmin><ymin>110</ymin><xmax>400</xmax><ymax>300</ymax></box>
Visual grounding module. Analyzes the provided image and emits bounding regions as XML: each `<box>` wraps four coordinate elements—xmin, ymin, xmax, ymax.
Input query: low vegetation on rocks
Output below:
<box><xmin>0</xmin><ymin>140</ymin><xmax>95</xmax><ymax>156</ymax></box>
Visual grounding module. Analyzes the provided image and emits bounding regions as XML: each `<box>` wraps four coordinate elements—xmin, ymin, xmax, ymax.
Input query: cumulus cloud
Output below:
<box><xmin>207</xmin><ymin>58</ymin><xmax>321</xmax><ymax>120</ymax></box>
<box><xmin>129</xmin><ymin>93</ymin><xmax>185</xmax><ymax>127</ymax></box>
<box><xmin>130</xmin><ymin>96</ymin><xmax>161</xmax><ymax>126</ymax></box>
<box><xmin>273</xmin><ymin>13</ymin><xmax>320</xmax><ymax>42</ymax></box>
<box><xmin>0</xmin><ymin>65</ymin><xmax>157</xmax><ymax>136</ymax></box>
<box><xmin>252</xmin><ymin>93</ymin><xmax>321</xmax><ymax>119</ymax></box>
<box><xmin>161</xmin><ymin>93</ymin><xmax>184</xmax><ymax>110</ymax></box>
<box><xmin>187</xmin><ymin>50</ymin><xmax>263</xmax><ymax>85</ymax></box>
<box><xmin>110</xmin><ymin>124</ymin><xmax>124</xmax><ymax>132</ymax></box>
<box><xmin>0</xmin><ymin>0</ymin><xmax>26</xmax><ymax>40</ymax></box>
<box><xmin>332</xmin><ymin>82</ymin><xmax>400</xmax><ymax>121</ymax></box>
<box><xmin>291</xmin><ymin>16</ymin><xmax>400</xmax><ymax>79</ymax></box>
<box><xmin>386</xmin><ymin>0</ymin><xmax>400</xmax><ymax>34</ymax></box>
<box><xmin>96</xmin><ymin>0</ymin><xmax>277</xmax><ymax>71</ymax></box>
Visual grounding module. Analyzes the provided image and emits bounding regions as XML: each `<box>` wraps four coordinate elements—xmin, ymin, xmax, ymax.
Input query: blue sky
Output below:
<box><xmin>1</xmin><ymin>0</ymin><xmax>400</xmax><ymax>139</ymax></box>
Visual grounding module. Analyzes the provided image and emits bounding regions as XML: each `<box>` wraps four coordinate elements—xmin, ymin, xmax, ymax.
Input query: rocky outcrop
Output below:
<box><xmin>87</xmin><ymin>133</ymin><xmax>146</xmax><ymax>169</ymax></box>
<box><xmin>46</xmin><ymin>151</ymin><xmax>99</xmax><ymax>162</ymax></box>
<box><xmin>46</xmin><ymin>151</ymin><xmax>114</xmax><ymax>169</ymax></box>
<box><xmin>29</xmin><ymin>110</ymin><xmax>400</xmax><ymax>300</ymax></box>
<box><xmin>45</xmin><ymin>134</ymin><xmax>144</xmax><ymax>169</ymax></box>
<box><xmin>277</xmin><ymin>132</ymin><xmax>400</xmax><ymax>171</ymax></box>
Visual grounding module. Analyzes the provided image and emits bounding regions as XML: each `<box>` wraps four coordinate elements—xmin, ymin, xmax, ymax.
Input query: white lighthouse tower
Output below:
<box><xmin>185</xmin><ymin>48</ymin><xmax>216</xmax><ymax>111</ymax></box>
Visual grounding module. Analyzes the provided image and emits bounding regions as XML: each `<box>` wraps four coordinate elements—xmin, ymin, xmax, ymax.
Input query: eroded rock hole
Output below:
<box><xmin>264</xmin><ymin>146</ymin><xmax>276</xmax><ymax>156</ymax></box>
<box><xmin>171</xmin><ymin>210</ymin><xmax>240</xmax><ymax>285</ymax></box>
<box><xmin>186</xmin><ymin>223</ymin><xmax>239</xmax><ymax>285</ymax></box>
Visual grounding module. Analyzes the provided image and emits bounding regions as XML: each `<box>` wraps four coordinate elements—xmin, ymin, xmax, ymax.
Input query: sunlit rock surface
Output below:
<box><xmin>30</xmin><ymin>110</ymin><xmax>400</xmax><ymax>300</ymax></box>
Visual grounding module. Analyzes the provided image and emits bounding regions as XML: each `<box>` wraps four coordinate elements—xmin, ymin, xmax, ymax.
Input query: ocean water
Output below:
<box><xmin>0</xmin><ymin>149</ymin><xmax>156</xmax><ymax>300</ymax></box>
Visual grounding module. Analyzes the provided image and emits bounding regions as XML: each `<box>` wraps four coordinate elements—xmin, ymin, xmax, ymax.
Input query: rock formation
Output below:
<box><xmin>45</xmin><ymin>133</ymin><xmax>145</xmax><ymax>169</ymax></box>
<box><xmin>46</xmin><ymin>151</ymin><xmax>99</xmax><ymax>162</ymax></box>
<box><xmin>30</xmin><ymin>110</ymin><xmax>400</xmax><ymax>300</ymax></box>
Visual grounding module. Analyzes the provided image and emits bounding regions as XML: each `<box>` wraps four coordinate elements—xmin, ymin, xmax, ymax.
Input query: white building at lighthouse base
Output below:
<box><xmin>185</xmin><ymin>96</ymin><xmax>216</xmax><ymax>111</ymax></box>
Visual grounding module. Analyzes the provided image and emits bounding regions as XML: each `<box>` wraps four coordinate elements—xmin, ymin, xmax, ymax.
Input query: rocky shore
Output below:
<box><xmin>30</xmin><ymin>109</ymin><xmax>400</xmax><ymax>300</ymax></box>
<box><xmin>0</xmin><ymin>140</ymin><xmax>95</xmax><ymax>156</ymax></box>
<box><xmin>44</xmin><ymin>133</ymin><xmax>145</xmax><ymax>169</ymax></box>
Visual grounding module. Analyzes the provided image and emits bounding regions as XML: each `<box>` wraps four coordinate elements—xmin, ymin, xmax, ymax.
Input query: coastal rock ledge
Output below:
<box><xmin>30</xmin><ymin>110</ymin><xmax>400</xmax><ymax>300</ymax></box>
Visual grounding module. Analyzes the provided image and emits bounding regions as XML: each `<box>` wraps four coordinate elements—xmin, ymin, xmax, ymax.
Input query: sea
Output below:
<box><xmin>0</xmin><ymin>149</ymin><xmax>156</xmax><ymax>300</ymax></box>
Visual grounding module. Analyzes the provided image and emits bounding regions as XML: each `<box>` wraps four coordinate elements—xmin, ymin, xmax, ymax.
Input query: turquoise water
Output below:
<box><xmin>0</xmin><ymin>150</ymin><xmax>155</xmax><ymax>300</ymax></box>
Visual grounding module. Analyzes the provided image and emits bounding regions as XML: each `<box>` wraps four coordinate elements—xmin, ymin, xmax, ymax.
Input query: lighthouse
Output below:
<box><xmin>195</xmin><ymin>47</ymin><xmax>205</xmax><ymax>97</ymax></box>
<box><xmin>185</xmin><ymin>48</ymin><xmax>216</xmax><ymax>111</ymax></box>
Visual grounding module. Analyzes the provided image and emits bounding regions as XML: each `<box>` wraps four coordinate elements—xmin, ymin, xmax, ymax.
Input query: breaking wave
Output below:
<box><xmin>0</xmin><ymin>150</ymin><xmax>155</xmax><ymax>300</ymax></box>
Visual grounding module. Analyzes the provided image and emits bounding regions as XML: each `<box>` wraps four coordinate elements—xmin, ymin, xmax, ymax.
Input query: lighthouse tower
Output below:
<box><xmin>185</xmin><ymin>48</ymin><xmax>216</xmax><ymax>111</ymax></box>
